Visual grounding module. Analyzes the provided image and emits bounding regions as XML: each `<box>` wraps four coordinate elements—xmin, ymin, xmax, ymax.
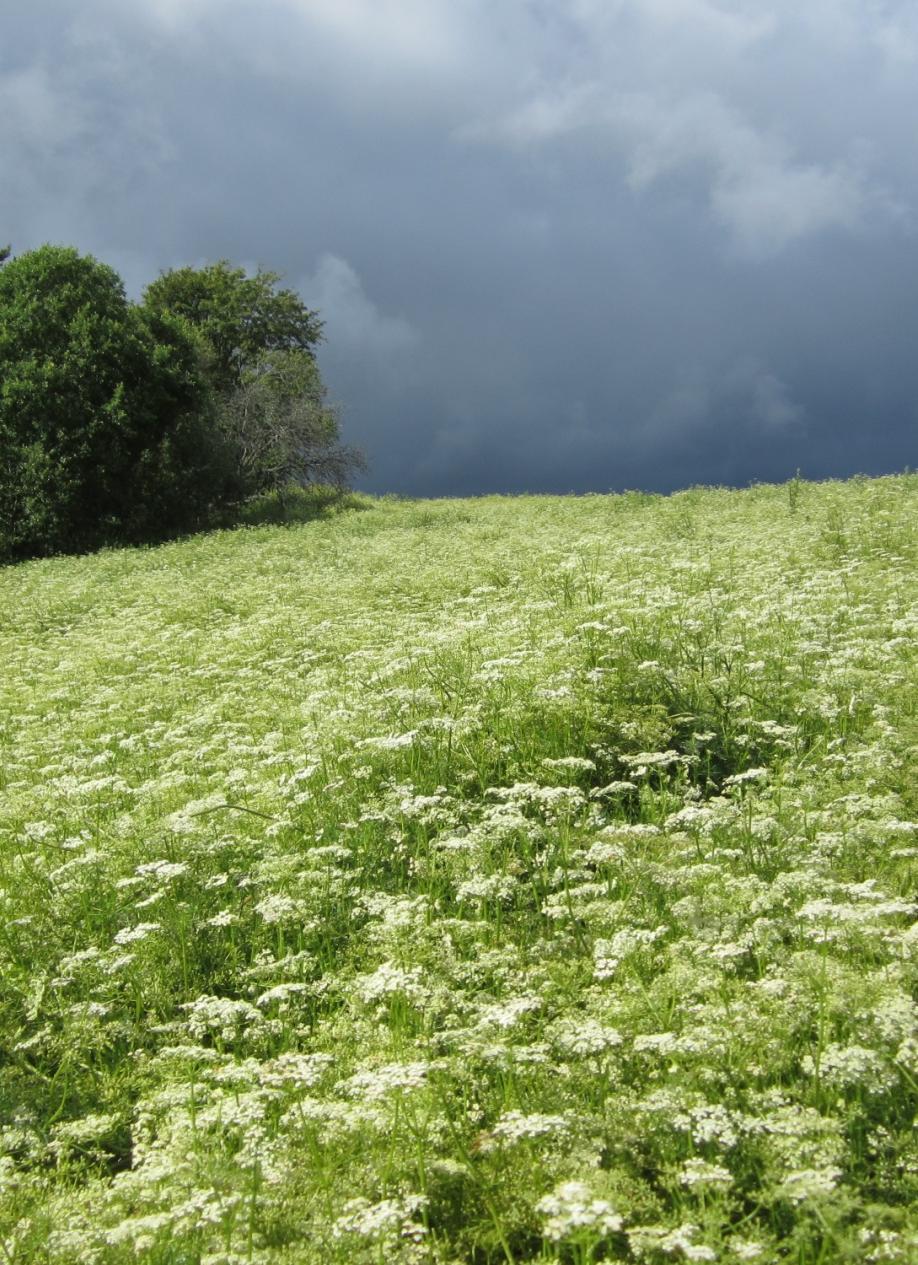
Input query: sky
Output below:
<box><xmin>3</xmin><ymin>0</ymin><xmax>917</xmax><ymax>496</ymax></box>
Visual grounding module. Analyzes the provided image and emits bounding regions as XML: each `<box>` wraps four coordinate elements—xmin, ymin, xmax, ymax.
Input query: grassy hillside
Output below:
<box><xmin>1</xmin><ymin>475</ymin><xmax>916</xmax><ymax>1263</ymax></box>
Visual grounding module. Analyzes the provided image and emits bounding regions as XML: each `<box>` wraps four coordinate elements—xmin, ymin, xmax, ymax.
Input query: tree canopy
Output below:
<box><xmin>0</xmin><ymin>247</ymin><xmax>364</xmax><ymax>561</ymax></box>
<box><xmin>0</xmin><ymin>245</ymin><xmax>228</xmax><ymax>559</ymax></box>
<box><xmin>142</xmin><ymin>260</ymin><xmax>362</xmax><ymax>498</ymax></box>
<box><xmin>142</xmin><ymin>260</ymin><xmax>324</xmax><ymax>395</ymax></box>
<box><xmin>221</xmin><ymin>348</ymin><xmax>365</xmax><ymax>496</ymax></box>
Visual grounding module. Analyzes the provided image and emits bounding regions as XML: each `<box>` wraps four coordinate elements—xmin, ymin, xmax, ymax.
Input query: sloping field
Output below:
<box><xmin>1</xmin><ymin>475</ymin><xmax>916</xmax><ymax>1263</ymax></box>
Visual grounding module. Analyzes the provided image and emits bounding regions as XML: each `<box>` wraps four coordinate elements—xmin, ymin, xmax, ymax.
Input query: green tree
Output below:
<box><xmin>222</xmin><ymin>349</ymin><xmax>366</xmax><ymax>495</ymax></box>
<box><xmin>0</xmin><ymin>245</ymin><xmax>10</xmax><ymax>266</ymax></box>
<box><xmin>142</xmin><ymin>260</ymin><xmax>324</xmax><ymax>395</ymax></box>
<box><xmin>0</xmin><ymin>245</ymin><xmax>226</xmax><ymax>559</ymax></box>
<box><xmin>142</xmin><ymin>261</ymin><xmax>364</xmax><ymax>496</ymax></box>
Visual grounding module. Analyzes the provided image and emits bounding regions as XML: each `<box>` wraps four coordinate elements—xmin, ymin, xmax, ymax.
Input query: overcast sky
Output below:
<box><xmin>3</xmin><ymin>1</ymin><xmax>917</xmax><ymax>495</ymax></box>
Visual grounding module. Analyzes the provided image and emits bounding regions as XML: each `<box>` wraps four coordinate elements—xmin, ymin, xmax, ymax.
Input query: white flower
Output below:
<box><xmin>254</xmin><ymin>894</ymin><xmax>305</xmax><ymax>923</ymax></box>
<box><xmin>679</xmin><ymin>1159</ymin><xmax>733</xmax><ymax>1188</ymax></box>
<box><xmin>456</xmin><ymin>873</ymin><xmax>518</xmax><ymax>904</ymax></box>
<box><xmin>51</xmin><ymin>1112</ymin><xmax>121</xmax><ymax>1148</ymax></box>
<box><xmin>619</xmin><ymin>750</ymin><xmax>687</xmax><ymax>777</ymax></box>
<box><xmin>895</xmin><ymin>1036</ymin><xmax>918</xmax><ymax>1073</ymax></box>
<box><xmin>343</xmin><ymin>1061</ymin><xmax>430</xmax><ymax>1100</ymax></box>
<box><xmin>135</xmin><ymin>860</ymin><xmax>188</xmax><ymax>881</ymax></box>
<box><xmin>723</xmin><ymin>767</ymin><xmax>769</xmax><ymax>788</ymax></box>
<box><xmin>779</xmin><ymin>1167</ymin><xmax>842</xmax><ymax>1203</ymax></box>
<box><xmin>802</xmin><ymin>1043</ymin><xmax>893</xmax><ymax>1090</ymax></box>
<box><xmin>113</xmin><ymin>922</ymin><xmax>161</xmax><ymax>945</ymax></box>
<box><xmin>206</xmin><ymin>909</ymin><xmax>237</xmax><ymax>927</ymax></box>
<box><xmin>659</xmin><ymin>1223</ymin><xmax>717</xmax><ymax>1261</ymax></box>
<box><xmin>353</xmin><ymin>961</ymin><xmax>429</xmax><ymax>1006</ymax></box>
<box><xmin>686</xmin><ymin>1105</ymin><xmax>740</xmax><ymax>1150</ymax></box>
<box><xmin>485</xmin><ymin>1110</ymin><xmax>570</xmax><ymax>1146</ymax></box>
<box><xmin>332</xmin><ymin>1194</ymin><xmax>428</xmax><ymax>1242</ymax></box>
<box><xmin>182</xmin><ymin>994</ymin><xmax>262</xmax><ymax>1041</ymax></box>
<box><xmin>476</xmin><ymin>995</ymin><xmax>542</xmax><ymax>1029</ymax></box>
<box><xmin>589</xmin><ymin>781</ymin><xmax>638</xmax><ymax>800</ymax></box>
<box><xmin>595</xmin><ymin>927</ymin><xmax>666</xmax><ymax>979</ymax></box>
<box><xmin>731</xmin><ymin>1240</ymin><xmax>766</xmax><ymax>1260</ymax></box>
<box><xmin>358</xmin><ymin>731</ymin><xmax>418</xmax><ymax>750</ymax></box>
<box><xmin>631</xmin><ymin>1223</ymin><xmax>717</xmax><ymax>1261</ymax></box>
<box><xmin>258</xmin><ymin>1052</ymin><xmax>333</xmax><ymax>1090</ymax></box>
<box><xmin>634</xmin><ymin>1032</ymin><xmax>680</xmax><ymax>1055</ymax></box>
<box><xmin>255</xmin><ymin>983</ymin><xmax>309</xmax><ymax>1008</ymax></box>
<box><xmin>536</xmin><ymin>1180</ymin><xmax>623</xmax><ymax>1241</ymax></box>
<box><xmin>23</xmin><ymin>820</ymin><xmax>54</xmax><ymax>841</ymax></box>
<box><xmin>551</xmin><ymin>1017</ymin><xmax>623</xmax><ymax>1057</ymax></box>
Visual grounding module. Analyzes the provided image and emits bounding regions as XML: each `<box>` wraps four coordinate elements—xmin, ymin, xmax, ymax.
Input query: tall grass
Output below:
<box><xmin>0</xmin><ymin>474</ymin><xmax>916</xmax><ymax>1263</ymax></box>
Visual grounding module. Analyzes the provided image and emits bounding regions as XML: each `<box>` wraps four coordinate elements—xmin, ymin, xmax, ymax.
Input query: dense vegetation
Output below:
<box><xmin>0</xmin><ymin>246</ymin><xmax>363</xmax><ymax>562</ymax></box>
<box><xmin>0</xmin><ymin>475</ymin><xmax>915</xmax><ymax>1262</ymax></box>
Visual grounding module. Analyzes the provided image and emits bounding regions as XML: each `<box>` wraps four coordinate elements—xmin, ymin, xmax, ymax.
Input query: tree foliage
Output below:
<box><xmin>221</xmin><ymin>349</ymin><xmax>366</xmax><ymax>496</ymax></box>
<box><xmin>0</xmin><ymin>246</ymin><xmax>228</xmax><ymax>559</ymax></box>
<box><xmin>142</xmin><ymin>260</ymin><xmax>364</xmax><ymax>497</ymax></box>
<box><xmin>142</xmin><ymin>261</ymin><xmax>324</xmax><ymax>395</ymax></box>
<box><xmin>0</xmin><ymin>248</ymin><xmax>364</xmax><ymax>561</ymax></box>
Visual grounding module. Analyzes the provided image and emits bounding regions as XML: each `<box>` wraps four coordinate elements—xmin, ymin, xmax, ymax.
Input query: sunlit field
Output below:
<box><xmin>1</xmin><ymin>474</ymin><xmax>916</xmax><ymax>1264</ymax></box>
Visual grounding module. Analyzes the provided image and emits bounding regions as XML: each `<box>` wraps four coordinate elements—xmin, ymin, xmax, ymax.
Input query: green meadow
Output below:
<box><xmin>1</xmin><ymin>474</ymin><xmax>916</xmax><ymax>1264</ymax></box>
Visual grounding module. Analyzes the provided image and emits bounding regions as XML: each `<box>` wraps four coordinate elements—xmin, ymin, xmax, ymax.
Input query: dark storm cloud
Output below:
<box><xmin>3</xmin><ymin>0</ymin><xmax>917</xmax><ymax>494</ymax></box>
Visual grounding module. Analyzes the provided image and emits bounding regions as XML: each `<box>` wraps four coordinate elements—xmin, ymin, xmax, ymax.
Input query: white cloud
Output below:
<box><xmin>0</xmin><ymin>53</ymin><xmax>174</xmax><ymax>247</ymax></box>
<box><xmin>741</xmin><ymin>364</ymin><xmax>806</xmax><ymax>431</ymax></box>
<box><xmin>615</xmin><ymin>90</ymin><xmax>869</xmax><ymax>256</ymax></box>
<box><xmin>646</xmin><ymin>358</ymin><xmax>805</xmax><ymax>443</ymax></box>
<box><xmin>302</xmin><ymin>254</ymin><xmax>419</xmax><ymax>358</ymax></box>
<box><xmin>573</xmin><ymin>0</ymin><xmax>775</xmax><ymax>49</ymax></box>
<box><xmin>140</xmin><ymin>0</ymin><xmax>210</xmax><ymax>29</ymax></box>
<box><xmin>872</xmin><ymin>14</ymin><xmax>918</xmax><ymax>66</ymax></box>
<box><xmin>466</xmin><ymin>81</ymin><xmax>872</xmax><ymax>256</ymax></box>
<box><xmin>135</xmin><ymin>0</ymin><xmax>492</xmax><ymax>119</ymax></box>
<box><xmin>711</xmin><ymin>157</ymin><xmax>865</xmax><ymax>257</ymax></box>
<box><xmin>288</xmin><ymin>0</ymin><xmax>461</xmax><ymax>72</ymax></box>
<box><xmin>458</xmin><ymin>2</ymin><xmax>906</xmax><ymax>256</ymax></box>
<box><xmin>458</xmin><ymin>82</ymin><xmax>594</xmax><ymax>148</ymax></box>
<box><xmin>0</xmin><ymin>65</ymin><xmax>85</xmax><ymax>150</ymax></box>
<box><xmin>131</xmin><ymin>0</ymin><xmax>915</xmax><ymax>259</ymax></box>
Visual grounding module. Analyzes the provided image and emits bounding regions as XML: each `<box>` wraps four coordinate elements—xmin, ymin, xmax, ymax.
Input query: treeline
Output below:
<box><xmin>0</xmin><ymin>244</ymin><xmax>364</xmax><ymax>561</ymax></box>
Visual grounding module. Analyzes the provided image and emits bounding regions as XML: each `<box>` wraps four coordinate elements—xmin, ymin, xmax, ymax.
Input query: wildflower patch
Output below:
<box><xmin>0</xmin><ymin>475</ymin><xmax>916</xmax><ymax>1262</ymax></box>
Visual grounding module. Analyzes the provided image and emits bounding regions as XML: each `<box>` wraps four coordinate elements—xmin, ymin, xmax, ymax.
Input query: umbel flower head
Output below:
<box><xmin>536</xmin><ymin>1181</ymin><xmax>623</xmax><ymax>1242</ymax></box>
